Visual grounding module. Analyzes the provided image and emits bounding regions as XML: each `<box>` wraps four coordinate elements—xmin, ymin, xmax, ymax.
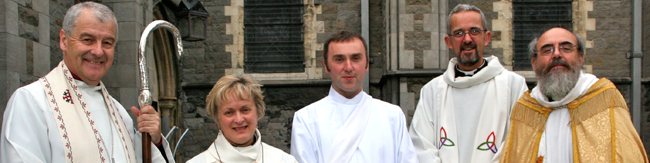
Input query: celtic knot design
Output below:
<box><xmin>439</xmin><ymin>127</ymin><xmax>455</xmax><ymax>149</ymax></box>
<box><xmin>476</xmin><ymin>131</ymin><xmax>498</xmax><ymax>153</ymax></box>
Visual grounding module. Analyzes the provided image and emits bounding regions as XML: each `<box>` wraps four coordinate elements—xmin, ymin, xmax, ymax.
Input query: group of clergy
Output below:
<box><xmin>0</xmin><ymin>1</ymin><xmax>647</xmax><ymax>163</ymax></box>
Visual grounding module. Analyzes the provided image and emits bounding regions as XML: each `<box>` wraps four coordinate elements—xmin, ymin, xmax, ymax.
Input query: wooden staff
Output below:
<box><xmin>142</xmin><ymin>133</ymin><xmax>151</xmax><ymax>163</ymax></box>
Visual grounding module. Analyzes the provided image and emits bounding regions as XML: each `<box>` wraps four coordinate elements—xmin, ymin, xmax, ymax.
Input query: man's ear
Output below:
<box><xmin>484</xmin><ymin>31</ymin><xmax>491</xmax><ymax>46</ymax></box>
<box><xmin>323</xmin><ymin>59</ymin><xmax>330</xmax><ymax>74</ymax></box>
<box><xmin>59</xmin><ymin>29</ymin><xmax>67</xmax><ymax>52</ymax></box>
<box><xmin>531</xmin><ymin>56</ymin><xmax>537</xmax><ymax>69</ymax></box>
<box><xmin>444</xmin><ymin>35</ymin><xmax>453</xmax><ymax>49</ymax></box>
<box><xmin>579</xmin><ymin>52</ymin><xmax>585</xmax><ymax>63</ymax></box>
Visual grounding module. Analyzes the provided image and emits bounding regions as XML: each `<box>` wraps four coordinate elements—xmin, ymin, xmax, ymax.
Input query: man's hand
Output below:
<box><xmin>130</xmin><ymin>106</ymin><xmax>162</xmax><ymax>144</ymax></box>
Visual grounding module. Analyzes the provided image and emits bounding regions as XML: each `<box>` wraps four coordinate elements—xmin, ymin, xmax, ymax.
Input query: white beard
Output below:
<box><xmin>537</xmin><ymin>64</ymin><xmax>581</xmax><ymax>101</ymax></box>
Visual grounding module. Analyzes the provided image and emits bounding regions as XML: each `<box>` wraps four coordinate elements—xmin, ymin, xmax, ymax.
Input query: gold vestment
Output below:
<box><xmin>500</xmin><ymin>78</ymin><xmax>648</xmax><ymax>163</ymax></box>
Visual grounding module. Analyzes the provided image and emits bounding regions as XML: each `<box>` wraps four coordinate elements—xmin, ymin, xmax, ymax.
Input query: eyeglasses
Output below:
<box><xmin>449</xmin><ymin>28</ymin><xmax>486</xmax><ymax>38</ymax></box>
<box><xmin>536</xmin><ymin>44</ymin><xmax>578</xmax><ymax>56</ymax></box>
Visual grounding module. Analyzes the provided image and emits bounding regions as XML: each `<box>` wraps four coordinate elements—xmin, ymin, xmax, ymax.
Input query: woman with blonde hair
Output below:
<box><xmin>187</xmin><ymin>74</ymin><xmax>297</xmax><ymax>163</ymax></box>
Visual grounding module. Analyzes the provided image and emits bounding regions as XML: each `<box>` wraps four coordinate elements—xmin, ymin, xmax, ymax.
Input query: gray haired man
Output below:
<box><xmin>1</xmin><ymin>2</ymin><xmax>173</xmax><ymax>162</ymax></box>
<box><xmin>409</xmin><ymin>4</ymin><xmax>528</xmax><ymax>163</ymax></box>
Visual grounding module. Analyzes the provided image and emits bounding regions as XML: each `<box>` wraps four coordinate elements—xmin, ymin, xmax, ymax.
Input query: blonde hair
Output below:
<box><xmin>206</xmin><ymin>74</ymin><xmax>265</xmax><ymax>122</ymax></box>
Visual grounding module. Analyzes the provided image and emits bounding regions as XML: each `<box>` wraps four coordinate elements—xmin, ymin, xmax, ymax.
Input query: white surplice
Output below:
<box><xmin>409</xmin><ymin>56</ymin><xmax>528</xmax><ymax>163</ymax></box>
<box><xmin>187</xmin><ymin>129</ymin><xmax>297</xmax><ymax>163</ymax></box>
<box><xmin>531</xmin><ymin>71</ymin><xmax>599</xmax><ymax>163</ymax></box>
<box><xmin>290</xmin><ymin>87</ymin><xmax>418</xmax><ymax>163</ymax></box>
<box><xmin>1</xmin><ymin>62</ymin><xmax>173</xmax><ymax>163</ymax></box>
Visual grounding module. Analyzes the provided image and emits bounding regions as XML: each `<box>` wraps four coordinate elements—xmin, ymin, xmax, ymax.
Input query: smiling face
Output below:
<box><xmin>532</xmin><ymin>28</ymin><xmax>584</xmax><ymax>76</ymax></box>
<box><xmin>216</xmin><ymin>91</ymin><xmax>258</xmax><ymax>146</ymax></box>
<box><xmin>324</xmin><ymin>37</ymin><xmax>369</xmax><ymax>99</ymax></box>
<box><xmin>532</xmin><ymin>27</ymin><xmax>584</xmax><ymax>100</ymax></box>
<box><xmin>60</xmin><ymin>8</ymin><xmax>116</xmax><ymax>86</ymax></box>
<box><xmin>444</xmin><ymin>10</ymin><xmax>491</xmax><ymax>71</ymax></box>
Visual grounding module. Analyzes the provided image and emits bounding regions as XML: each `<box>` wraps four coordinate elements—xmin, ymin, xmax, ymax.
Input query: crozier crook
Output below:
<box><xmin>138</xmin><ymin>20</ymin><xmax>183</xmax><ymax>163</ymax></box>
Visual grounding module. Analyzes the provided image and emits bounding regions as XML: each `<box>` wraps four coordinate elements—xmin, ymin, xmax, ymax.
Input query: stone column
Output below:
<box><xmin>0</xmin><ymin>0</ymin><xmax>51</xmax><ymax>123</ymax></box>
<box><xmin>102</xmin><ymin>0</ymin><xmax>153</xmax><ymax>110</ymax></box>
<box><xmin>387</xmin><ymin>0</ymin><xmax>447</xmax><ymax>116</ymax></box>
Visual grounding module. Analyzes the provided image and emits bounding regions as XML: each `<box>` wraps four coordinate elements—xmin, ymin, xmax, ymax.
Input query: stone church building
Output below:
<box><xmin>1</xmin><ymin>0</ymin><xmax>649</xmax><ymax>161</ymax></box>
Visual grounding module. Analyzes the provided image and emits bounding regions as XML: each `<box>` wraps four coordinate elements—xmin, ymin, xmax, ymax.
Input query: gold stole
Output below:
<box><xmin>500</xmin><ymin>78</ymin><xmax>648</xmax><ymax>163</ymax></box>
<box><xmin>40</xmin><ymin>61</ymin><xmax>136</xmax><ymax>163</ymax></box>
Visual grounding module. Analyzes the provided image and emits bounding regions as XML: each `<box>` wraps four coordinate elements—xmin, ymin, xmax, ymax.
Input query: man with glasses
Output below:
<box><xmin>499</xmin><ymin>27</ymin><xmax>647</xmax><ymax>162</ymax></box>
<box><xmin>409</xmin><ymin>4</ymin><xmax>528</xmax><ymax>163</ymax></box>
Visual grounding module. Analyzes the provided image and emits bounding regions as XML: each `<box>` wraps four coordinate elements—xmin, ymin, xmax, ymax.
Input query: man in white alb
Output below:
<box><xmin>1</xmin><ymin>2</ymin><xmax>173</xmax><ymax>163</ymax></box>
<box><xmin>409</xmin><ymin>4</ymin><xmax>528</xmax><ymax>163</ymax></box>
<box><xmin>290</xmin><ymin>31</ymin><xmax>418</xmax><ymax>163</ymax></box>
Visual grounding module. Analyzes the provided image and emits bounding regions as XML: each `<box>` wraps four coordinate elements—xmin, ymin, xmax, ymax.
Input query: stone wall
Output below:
<box><xmin>0</xmin><ymin>0</ymin><xmax>56</xmax><ymax>123</ymax></box>
<box><xmin>587</xmin><ymin>0</ymin><xmax>632</xmax><ymax>77</ymax></box>
<box><xmin>368</xmin><ymin>0</ymin><xmax>385</xmax><ymax>89</ymax></box>
<box><xmin>179</xmin><ymin>0</ymin><xmax>230</xmax><ymax>84</ymax></box>
<box><xmin>639</xmin><ymin>81</ymin><xmax>650</xmax><ymax>156</ymax></box>
<box><xmin>178</xmin><ymin>85</ymin><xmax>329</xmax><ymax>162</ymax></box>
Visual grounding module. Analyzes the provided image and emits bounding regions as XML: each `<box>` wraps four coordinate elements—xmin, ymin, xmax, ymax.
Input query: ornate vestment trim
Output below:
<box><xmin>40</xmin><ymin>61</ymin><xmax>136</xmax><ymax>163</ymax></box>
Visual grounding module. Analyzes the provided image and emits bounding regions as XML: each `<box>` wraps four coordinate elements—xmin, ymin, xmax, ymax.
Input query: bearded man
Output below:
<box><xmin>499</xmin><ymin>27</ymin><xmax>648</xmax><ymax>162</ymax></box>
<box><xmin>409</xmin><ymin>4</ymin><xmax>528</xmax><ymax>163</ymax></box>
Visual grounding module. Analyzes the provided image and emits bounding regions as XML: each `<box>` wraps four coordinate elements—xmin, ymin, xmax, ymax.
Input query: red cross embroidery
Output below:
<box><xmin>62</xmin><ymin>90</ymin><xmax>74</xmax><ymax>104</ymax></box>
<box><xmin>67</xmin><ymin>153</ymin><xmax>72</xmax><ymax>159</ymax></box>
<box><xmin>63</xmin><ymin>134</ymin><xmax>67</xmax><ymax>139</ymax></box>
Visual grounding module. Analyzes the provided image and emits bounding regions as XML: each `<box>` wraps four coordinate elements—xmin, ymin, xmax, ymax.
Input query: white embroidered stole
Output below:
<box><xmin>437</xmin><ymin>73</ymin><xmax>509</xmax><ymax>163</ymax></box>
<box><xmin>326</xmin><ymin>92</ymin><xmax>372</xmax><ymax>163</ymax></box>
<box><xmin>40</xmin><ymin>61</ymin><xmax>136</xmax><ymax>163</ymax></box>
<box><xmin>470</xmin><ymin>74</ymin><xmax>508</xmax><ymax>162</ymax></box>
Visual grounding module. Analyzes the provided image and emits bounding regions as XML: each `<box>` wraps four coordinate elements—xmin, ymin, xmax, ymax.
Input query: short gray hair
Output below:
<box><xmin>528</xmin><ymin>28</ymin><xmax>586</xmax><ymax>59</ymax></box>
<box><xmin>447</xmin><ymin>4</ymin><xmax>489</xmax><ymax>34</ymax></box>
<box><xmin>62</xmin><ymin>2</ymin><xmax>118</xmax><ymax>38</ymax></box>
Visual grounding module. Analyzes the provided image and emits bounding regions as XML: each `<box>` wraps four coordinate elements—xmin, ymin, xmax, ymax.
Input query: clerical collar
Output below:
<box><xmin>455</xmin><ymin>59</ymin><xmax>488</xmax><ymax>78</ymax></box>
<box><xmin>71</xmin><ymin>71</ymin><xmax>83</xmax><ymax>81</ymax></box>
<box><xmin>232</xmin><ymin>133</ymin><xmax>258</xmax><ymax>147</ymax></box>
<box><xmin>70</xmin><ymin>71</ymin><xmax>101</xmax><ymax>86</ymax></box>
<box><xmin>329</xmin><ymin>86</ymin><xmax>364</xmax><ymax>105</ymax></box>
